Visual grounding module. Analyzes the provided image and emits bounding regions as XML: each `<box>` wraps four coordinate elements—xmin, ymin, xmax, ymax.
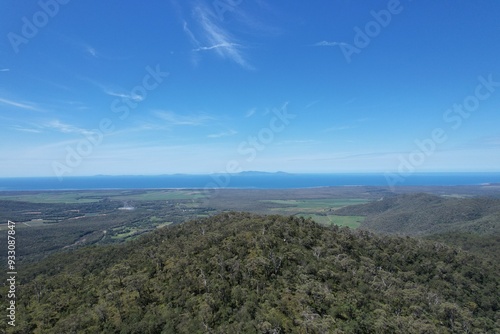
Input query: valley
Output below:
<box><xmin>1</xmin><ymin>185</ymin><xmax>500</xmax><ymax>332</ymax></box>
<box><xmin>1</xmin><ymin>185</ymin><xmax>499</xmax><ymax>265</ymax></box>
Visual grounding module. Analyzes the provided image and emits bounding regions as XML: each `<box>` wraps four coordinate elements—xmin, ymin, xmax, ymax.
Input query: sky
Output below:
<box><xmin>0</xmin><ymin>0</ymin><xmax>499</xmax><ymax>177</ymax></box>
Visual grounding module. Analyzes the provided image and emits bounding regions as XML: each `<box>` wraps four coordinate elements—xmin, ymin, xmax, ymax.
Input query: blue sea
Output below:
<box><xmin>0</xmin><ymin>173</ymin><xmax>499</xmax><ymax>191</ymax></box>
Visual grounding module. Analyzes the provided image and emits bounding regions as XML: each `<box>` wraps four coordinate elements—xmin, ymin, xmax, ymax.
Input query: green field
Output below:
<box><xmin>0</xmin><ymin>192</ymin><xmax>102</xmax><ymax>203</ymax></box>
<box><xmin>261</xmin><ymin>198</ymin><xmax>369</xmax><ymax>215</ymax></box>
<box><xmin>0</xmin><ymin>189</ymin><xmax>375</xmax><ymax>263</ymax></box>
<box><xmin>0</xmin><ymin>190</ymin><xmax>206</xmax><ymax>203</ymax></box>
<box><xmin>112</xmin><ymin>190</ymin><xmax>206</xmax><ymax>201</ymax></box>
<box><xmin>262</xmin><ymin>199</ymin><xmax>368</xmax><ymax>208</ymax></box>
<box><xmin>0</xmin><ymin>219</ymin><xmax>54</xmax><ymax>230</ymax></box>
<box><xmin>111</xmin><ymin>227</ymin><xmax>140</xmax><ymax>240</ymax></box>
<box><xmin>300</xmin><ymin>214</ymin><xmax>365</xmax><ymax>228</ymax></box>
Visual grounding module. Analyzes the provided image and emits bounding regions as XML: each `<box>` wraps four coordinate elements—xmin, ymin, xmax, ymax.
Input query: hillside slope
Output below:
<box><xmin>4</xmin><ymin>212</ymin><xmax>499</xmax><ymax>333</ymax></box>
<box><xmin>334</xmin><ymin>193</ymin><xmax>500</xmax><ymax>258</ymax></box>
<box><xmin>335</xmin><ymin>193</ymin><xmax>500</xmax><ymax>234</ymax></box>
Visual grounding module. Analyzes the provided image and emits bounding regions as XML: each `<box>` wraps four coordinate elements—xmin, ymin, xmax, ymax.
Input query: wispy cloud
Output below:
<box><xmin>484</xmin><ymin>136</ymin><xmax>500</xmax><ymax>147</ymax></box>
<box><xmin>85</xmin><ymin>45</ymin><xmax>98</xmax><ymax>58</ymax></box>
<box><xmin>464</xmin><ymin>136</ymin><xmax>500</xmax><ymax>149</ymax></box>
<box><xmin>105</xmin><ymin>90</ymin><xmax>144</xmax><ymax>102</ymax></box>
<box><xmin>19</xmin><ymin>129</ymin><xmax>43</xmax><ymax>134</ymax></box>
<box><xmin>245</xmin><ymin>108</ymin><xmax>257</xmax><ymax>118</ymax></box>
<box><xmin>278</xmin><ymin>139</ymin><xmax>318</xmax><ymax>145</ymax></box>
<box><xmin>186</xmin><ymin>5</ymin><xmax>252</xmax><ymax>69</ymax></box>
<box><xmin>0</xmin><ymin>68</ymin><xmax>10</xmax><ymax>72</ymax></box>
<box><xmin>52</xmin><ymin>32</ymin><xmax>99</xmax><ymax>58</ymax></box>
<box><xmin>83</xmin><ymin>77</ymin><xmax>144</xmax><ymax>101</ymax></box>
<box><xmin>11</xmin><ymin>126</ymin><xmax>43</xmax><ymax>134</ymax></box>
<box><xmin>313</xmin><ymin>40</ymin><xmax>348</xmax><ymax>47</ymax></box>
<box><xmin>47</xmin><ymin>99</ymin><xmax>90</xmax><ymax>111</ymax></box>
<box><xmin>54</xmin><ymin>32</ymin><xmax>131</xmax><ymax>61</ymax></box>
<box><xmin>225</xmin><ymin>1</ymin><xmax>282</xmax><ymax>36</ymax></box>
<box><xmin>193</xmin><ymin>42</ymin><xmax>241</xmax><ymax>52</ymax></box>
<box><xmin>207</xmin><ymin>129</ymin><xmax>237</xmax><ymax>138</ymax></box>
<box><xmin>287</xmin><ymin>151</ymin><xmax>399</xmax><ymax>162</ymax></box>
<box><xmin>44</xmin><ymin>120</ymin><xmax>94</xmax><ymax>136</ymax></box>
<box><xmin>79</xmin><ymin>44</ymin><xmax>131</xmax><ymax>61</ymax></box>
<box><xmin>324</xmin><ymin>116</ymin><xmax>371</xmax><ymax>132</ymax></box>
<box><xmin>154</xmin><ymin>110</ymin><xmax>213</xmax><ymax>126</ymax></box>
<box><xmin>0</xmin><ymin>97</ymin><xmax>45</xmax><ymax>112</ymax></box>
<box><xmin>183</xmin><ymin>21</ymin><xmax>200</xmax><ymax>45</ymax></box>
<box><xmin>305</xmin><ymin>100</ymin><xmax>320</xmax><ymax>109</ymax></box>
<box><xmin>37</xmin><ymin>79</ymin><xmax>72</xmax><ymax>92</ymax></box>
<box><xmin>11</xmin><ymin>119</ymin><xmax>96</xmax><ymax>136</ymax></box>
<box><xmin>325</xmin><ymin>125</ymin><xmax>355</xmax><ymax>132</ymax></box>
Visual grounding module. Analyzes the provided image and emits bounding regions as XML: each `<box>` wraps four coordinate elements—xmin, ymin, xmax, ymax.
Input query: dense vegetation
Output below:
<box><xmin>0</xmin><ymin>188</ymin><xmax>377</xmax><ymax>265</ymax></box>
<box><xmin>0</xmin><ymin>196</ymin><xmax>213</xmax><ymax>265</ymax></box>
<box><xmin>335</xmin><ymin>193</ymin><xmax>500</xmax><ymax>235</ymax></box>
<box><xmin>4</xmin><ymin>189</ymin><xmax>499</xmax><ymax>265</ymax></box>
<box><xmin>335</xmin><ymin>193</ymin><xmax>500</xmax><ymax>258</ymax></box>
<box><xmin>3</xmin><ymin>212</ymin><xmax>499</xmax><ymax>333</ymax></box>
<box><xmin>0</xmin><ymin>198</ymin><xmax>122</xmax><ymax>223</ymax></box>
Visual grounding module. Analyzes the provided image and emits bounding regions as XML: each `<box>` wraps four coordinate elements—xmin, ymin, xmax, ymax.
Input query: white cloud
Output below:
<box><xmin>186</xmin><ymin>5</ymin><xmax>252</xmax><ymax>69</ymax></box>
<box><xmin>105</xmin><ymin>90</ymin><xmax>144</xmax><ymax>102</ymax></box>
<box><xmin>44</xmin><ymin>120</ymin><xmax>94</xmax><ymax>136</ymax></box>
<box><xmin>245</xmin><ymin>108</ymin><xmax>257</xmax><ymax>118</ymax></box>
<box><xmin>278</xmin><ymin>139</ymin><xmax>317</xmax><ymax>145</ymax></box>
<box><xmin>305</xmin><ymin>100</ymin><xmax>320</xmax><ymax>109</ymax></box>
<box><xmin>12</xmin><ymin>126</ymin><xmax>43</xmax><ymax>134</ymax></box>
<box><xmin>313</xmin><ymin>40</ymin><xmax>348</xmax><ymax>47</ymax></box>
<box><xmin>183</xmin><ymin>21</ymin><xmax>200</xmax><ymax>45</ymax></box>
<box><xmin>86</xmin><ymin>45</ymin><xmax>97</xmax><ymax>58</ymax></box>
<box><xmin>193</xmin><ymin>42</ymin><xmax>241</xmax><ymax>52</ymax></box>
<box><xmin>207</xmin><ymin>129</ymin><xmax>237</xmax><ymax>138</ymax></box>
<box><xmin>465</xmin><ymin>136</ymin><xmax>500</xmax><ymax>149</ymax></box>
<box><xmin>325</xmin><ymin>125</ymin><xmax>355</xmax><ymax>132</ymax></box>
<box><xmin>52</xmin><ymin>32</ymin><xmax>124</xmax><ymax>60</ymax></box>
<box><xmin>0</xmin><ymin>68</ymin><xmax>10</xmax><ymax>72</ymax></box>
<box><xmin>0</xmin><ymin>97</ymin><xmax>45</xmax><ymax>112</ymax></box>
<box><xmin>154</xmin><ymin>110</ymin><xmax>213</xmax><ymax>126</ymax></box>
<box><xmin>82</xmin><ymin>77</ymin><xmax>144</xmax><ymax>101</ymax></box>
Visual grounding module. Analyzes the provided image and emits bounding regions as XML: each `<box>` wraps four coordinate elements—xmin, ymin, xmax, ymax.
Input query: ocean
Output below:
<box><xmin>0</xmin><ymin>173</ymin><xmax>499</xmax><ymax>191</ymax></box>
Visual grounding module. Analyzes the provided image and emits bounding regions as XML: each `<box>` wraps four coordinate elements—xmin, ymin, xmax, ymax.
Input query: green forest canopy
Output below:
<box><xmin>3</xmin><ymin>212</ymin><xmax>499</xmax><ymax>333</ymax></box>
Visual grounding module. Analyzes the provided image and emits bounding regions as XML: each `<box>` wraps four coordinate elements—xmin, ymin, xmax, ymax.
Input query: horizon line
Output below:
<box><xmin>2</xmin><ymin>171</ymin><xmax>500</xmax><ymax>178</ymax></box>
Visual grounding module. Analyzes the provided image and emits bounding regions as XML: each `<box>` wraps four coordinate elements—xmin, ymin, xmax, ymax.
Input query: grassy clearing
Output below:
<box><xmin>0</xmin><ymin>190</ymin><xmax>206</xmax><ymax>203</ymax></box>
<box><xmin>0</xmin><ymin>192</ymin><xmax>101</xmax><ymax>204</ymax></box>
<box><xmin>262</xmin><ymin>199</ymin><xmax>368</xmax><ymax>209</ymax></box>
<box><xmin>300</xmin><ymin>214</ymin><xmax>365</xmax><ymax>229</ymax></box>
<box><xmin>0</xmin><ymin>220</ymin><xmax>54</xmax><ymax>230</ymax></box>
<box><xmin>262</xmin><ymin>198</ymin><xmax>370</xmax><ymax>215</ymax></box>
<box><xmin>156</xmin><ymin>222</ymin><xmax>173</xmax><ymax>228</ymax></box>
<box><xmin>111</xmin><ymin>227</ymin><xmax>140</xmax><ymax>240</ymax></box>
<box><xmin>112</xmin><ymin>190</ymin><xmax>206</xmax><ymax>201</ymax></box>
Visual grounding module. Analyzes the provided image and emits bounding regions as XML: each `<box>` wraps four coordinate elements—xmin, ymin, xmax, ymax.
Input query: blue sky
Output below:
<box><xmin>1</xmin><ymin>0</ymin><xmax>499</xmax><ymax>177</ymax></box>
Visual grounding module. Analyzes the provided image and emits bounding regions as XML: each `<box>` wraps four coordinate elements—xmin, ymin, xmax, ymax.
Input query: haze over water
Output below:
<box><xmin>1</xmin><ymin>173</ymin><xmax>500</xmax><ymax>191</ymax></box>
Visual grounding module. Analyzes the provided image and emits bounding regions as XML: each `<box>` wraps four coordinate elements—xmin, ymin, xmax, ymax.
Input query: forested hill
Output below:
<box><xmin>335</xmin><ymin>193</ymin><xmax>500</xmax><ymax>236</ymax></box>
<box><xmin>5</xmin><ymin>213</ymin><xmax>499</xmax><ymax>333</ymax></box>
<box><xmin>334</xmin><ymin>193</ymin><xmax>500</xmax><ymax>258</ymax></box>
